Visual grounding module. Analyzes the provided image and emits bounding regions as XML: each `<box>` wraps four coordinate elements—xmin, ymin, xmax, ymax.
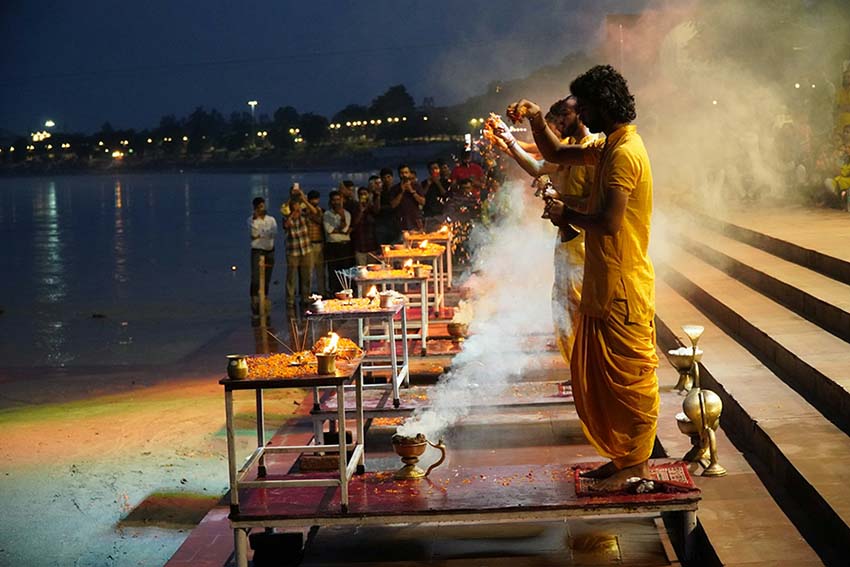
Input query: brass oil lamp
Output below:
<box><xmin>678</xmin><ymin>325</ymin><xmax>727</xmax><ymax>477</ymax></box>
<box><xmin>391</xmin><ymin>434</ymin><xmax>447</xmax><ymax>480</ymax></box>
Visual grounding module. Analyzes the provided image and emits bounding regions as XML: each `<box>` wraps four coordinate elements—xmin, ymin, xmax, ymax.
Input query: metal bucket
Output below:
<box><xmin>316</xmin><ymin>353</ymin><xmax>337</xmax><ymax>375</ymax></box>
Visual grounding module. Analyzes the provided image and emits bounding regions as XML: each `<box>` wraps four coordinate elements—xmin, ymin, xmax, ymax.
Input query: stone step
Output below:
<box><xmin>652</xmin><ymin>328</ymin><xmax>821</xmax><ymax>566</ymax></box>
<box><xmin>687</xmin><ymin>207</ymin><xmax>850</xmax><ymax>286</ymax></box>
<box><xmin>674</xmin><ymin>220</ymin><xmax>850</xmax><ymax>344</ymax></box>
<box><xmin>656</xmin><ymin>269</ymin><xmax>850</xmax><ymax>565</ymax></box>
<box><xmin>660</xmin><ymin>247</ymin><xmax>850</xmax><ymax>438</ymax></box>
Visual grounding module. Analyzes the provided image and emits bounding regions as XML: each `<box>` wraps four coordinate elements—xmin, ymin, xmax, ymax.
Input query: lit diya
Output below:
<box><xmin>314</xmin><ymin>332</ymin><xmax>340</xmax><ymax>374</ymax></box>
<box><xmin>390</xmin><ymin>433</ymin><xmax>447</xmax><ymax>480</ymax></box>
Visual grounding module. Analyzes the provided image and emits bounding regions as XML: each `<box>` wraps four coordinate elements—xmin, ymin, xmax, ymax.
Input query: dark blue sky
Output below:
<box><xmin>0</xmin><ymin>0</ymin><xmax>646</xmax><ymax>135</ymax></box>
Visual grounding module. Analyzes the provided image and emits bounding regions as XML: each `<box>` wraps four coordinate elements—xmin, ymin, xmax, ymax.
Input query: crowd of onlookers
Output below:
<box><xmin>785</xmin><ymin>67</ymin><xmax>850</xmax><ymax>209</ymax></box>
<box><xmin>248</xmin><ymin>150</ymin><xmax>492</xmax><ymax>314</ymax></box>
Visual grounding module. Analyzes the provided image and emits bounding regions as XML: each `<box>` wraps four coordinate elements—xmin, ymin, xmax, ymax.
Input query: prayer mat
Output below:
<box><xmin>573</xmin><ymin>461</ymin><xmax>698</xmax><ymax>499</ymax></box>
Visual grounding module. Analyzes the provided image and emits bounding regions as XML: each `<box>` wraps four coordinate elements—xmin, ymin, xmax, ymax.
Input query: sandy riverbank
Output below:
<box><xmin>0</xmin><ymin>373</ymin><xmax>306</xmax><ymax>566</ymax></box>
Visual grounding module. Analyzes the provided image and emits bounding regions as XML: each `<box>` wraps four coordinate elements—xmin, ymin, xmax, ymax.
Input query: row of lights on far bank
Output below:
<box><xmin>328</xmin><ymin>116</ymin><xmax>417</xmax><ymax>130</ymax></box>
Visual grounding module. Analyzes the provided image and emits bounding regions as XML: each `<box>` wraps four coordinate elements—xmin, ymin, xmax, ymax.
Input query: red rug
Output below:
<box><xmin>573</xmin><ymin>461</ymin><xmax>698</xmax><ymax>499</ymax></box>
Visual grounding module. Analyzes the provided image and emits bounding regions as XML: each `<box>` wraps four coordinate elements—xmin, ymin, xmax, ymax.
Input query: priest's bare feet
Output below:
<box><xmin>589</xmin><ymin>461</ymin><xmax>650</xmax><ymax>492</ymax></box>
<box><xmin>579</xmin><ymin>461</ymin><xmax>617</xmax><ymax>479</ymax></box>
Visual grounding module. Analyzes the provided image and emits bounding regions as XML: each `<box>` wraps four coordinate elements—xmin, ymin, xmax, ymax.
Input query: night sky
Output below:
<box><xmin>0</xmin><ymin>0</ymin><xmax>647</xmax><ymax>135</ymax></box>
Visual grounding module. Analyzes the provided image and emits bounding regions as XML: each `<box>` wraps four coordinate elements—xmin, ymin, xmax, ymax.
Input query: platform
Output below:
<box><xmin>229</xmin><ymin>463</ymin><xmax>700</xmax><ymax>566</ymax></box>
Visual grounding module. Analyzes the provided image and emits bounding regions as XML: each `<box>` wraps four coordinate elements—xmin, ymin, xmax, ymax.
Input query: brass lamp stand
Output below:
<box><xmin>678</xmin><ymin>325</ymin><xmax>727</xmax><ymax>477</ymax></box>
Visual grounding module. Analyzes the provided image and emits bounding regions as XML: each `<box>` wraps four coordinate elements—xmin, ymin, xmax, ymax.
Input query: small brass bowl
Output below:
<box><xmin>335</xmin><ymin>289</ymin><xmax>353</xmax><ymax>301</ymax></box>
<box><xmin>447</xmin><ymin>322</ymin><xmax>469</xmax><ymax>342</ymax></box>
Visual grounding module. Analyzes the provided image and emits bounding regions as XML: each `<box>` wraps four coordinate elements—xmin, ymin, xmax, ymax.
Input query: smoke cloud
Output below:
<box><xmin>396</xmin><ymin>181</ymin><xmax>572</xmax><ymax>440</ymax></box>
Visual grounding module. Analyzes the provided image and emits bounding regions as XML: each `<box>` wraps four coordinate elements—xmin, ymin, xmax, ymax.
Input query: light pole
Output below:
<box><xmin>247</xmin><ymin>101</ymin><xmax>258</xmax><ymax>147</ymax></box>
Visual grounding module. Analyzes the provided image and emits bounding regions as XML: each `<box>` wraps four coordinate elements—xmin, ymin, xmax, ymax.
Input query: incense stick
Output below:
<box><xmin>266</xmin><ymin>329</ymin><xmax>296</xmax><ymax>354</ymax></box>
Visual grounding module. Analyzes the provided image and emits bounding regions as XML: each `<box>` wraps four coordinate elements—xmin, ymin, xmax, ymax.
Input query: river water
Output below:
<box><xmin>0</xmin><ymin>171</ymin><xmax>373</xmax><ymax>369</ymax></box>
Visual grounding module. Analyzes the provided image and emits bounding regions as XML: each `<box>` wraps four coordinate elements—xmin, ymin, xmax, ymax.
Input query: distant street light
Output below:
<box><xmin>44</xmin><ymin>119</ymin><xmax>56</xmax><ymax>128</ymax></box>
<box><xmin>247</xmin><ymin>100</ymin><xmax>258</xmax><ymax>147</ymax></box>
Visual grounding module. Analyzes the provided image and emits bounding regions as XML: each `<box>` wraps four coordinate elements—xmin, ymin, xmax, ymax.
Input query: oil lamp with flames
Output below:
<box><xmin>315</xmin><ymin>332</ymin><xmax>340</xmax><ymax>374</ymax></box>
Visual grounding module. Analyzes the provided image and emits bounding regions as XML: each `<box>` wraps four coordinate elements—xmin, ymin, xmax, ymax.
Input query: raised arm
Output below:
<box><xmin>490</xmin><ymin>116</ymin><xmax>559</xmax><ymax>178</ymax></box>
<box><xmin>507</xmin><ymin>99</ymin><xmax>587</xmax><ymax>166</ymax></box>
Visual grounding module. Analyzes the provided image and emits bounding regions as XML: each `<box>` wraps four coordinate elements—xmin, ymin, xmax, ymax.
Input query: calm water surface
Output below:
<box><xmin>0</xmin><ymin>171</ymin><xmax>372</xmax><ymax>368</ymax></box>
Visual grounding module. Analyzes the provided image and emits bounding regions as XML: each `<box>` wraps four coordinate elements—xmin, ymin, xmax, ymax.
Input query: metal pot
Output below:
<box><xmin>316</xmin><ymin>353</ymin><xmax>337</xmax><ymax>375</ymax></box>
<box><xmin>226</xmin><ymin>354</ymin><xmax>249</xmax><ymax>380</ymax></box>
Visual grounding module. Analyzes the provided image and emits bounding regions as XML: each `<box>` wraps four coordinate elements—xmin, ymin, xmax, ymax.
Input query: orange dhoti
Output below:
<box><xmin>570</xmin><ymin>298</ymin><xmax>659</xmax><ymax>469</ymax></box>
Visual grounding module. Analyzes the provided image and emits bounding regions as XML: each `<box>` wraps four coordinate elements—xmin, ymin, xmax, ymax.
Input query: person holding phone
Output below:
<box><xmin>388</xmin><ymin>163</ymin><xmax>426</xmax><ymax>231</ymax></box>
<box><xmin>323</xmin><ymin>190</ymin><xmax>353</xmax><ymax>292</ymax></box>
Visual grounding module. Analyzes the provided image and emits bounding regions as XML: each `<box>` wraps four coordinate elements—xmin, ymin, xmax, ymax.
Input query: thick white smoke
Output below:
<box><xmin>397</xmin><ymin>179</ymin><xmax>574</xmax><ymax>440</ymax></box>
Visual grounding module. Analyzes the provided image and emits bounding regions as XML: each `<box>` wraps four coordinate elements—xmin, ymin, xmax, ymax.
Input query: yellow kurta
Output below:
<box><xmin>551</xmin><ymin>133</ymin><xmax>601</xmax><ymax>364</ymax></box>
<box><xmin>570</xmin><ymin>125</ymin><xmax>659</xmax><ymax>469</ymax></box>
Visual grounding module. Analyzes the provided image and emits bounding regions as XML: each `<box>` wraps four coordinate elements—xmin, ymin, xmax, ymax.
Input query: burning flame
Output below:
<box><xmin>439</xmin><ymin>225</ymin><xmax>449</xmax><ymax>233</ymax></box>
<box><xmin>403</xmin><ymin>259</ymin><xmax>414</xmax><ymax>269</ymax></box>
<box><xmin>419</xmin><ymin>239</ymin><xmax>429</xmax><ymax>248</ymax></box>
<box><xmin>322</xmin><ymin>332</ymin><xmax>340</xmax><ymax>354</ymax></box>
<box><xmin>366</xmin><ymin>285</ymin><xmax>378</xmax><ymax>299</ymax></box>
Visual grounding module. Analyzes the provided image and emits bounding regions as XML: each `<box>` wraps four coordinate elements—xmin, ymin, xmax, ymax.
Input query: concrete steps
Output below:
<box><xmin>654</xmin><ymin>283</ymin><xmax>822</xmax><ymax>567</ymax></box>
<box><xmin>656</xmin><ymin>206</ymin><xmax>850</xmax><ymax>565</ymax></box>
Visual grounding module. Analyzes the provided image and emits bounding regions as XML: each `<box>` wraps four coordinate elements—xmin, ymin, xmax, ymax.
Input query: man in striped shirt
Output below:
<box><xmin>283</xmin><ymin>187</ymin><xmax>313</xmax><ymax>311</ymax></box>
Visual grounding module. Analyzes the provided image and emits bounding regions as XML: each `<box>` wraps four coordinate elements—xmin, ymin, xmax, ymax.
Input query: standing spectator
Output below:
<box><xmin>439</xmin><ymin>159</ymin><xmax>453</xmax><ymax>186</ymax></box>
<box><xmin>305</xmin><ymin>190</ymin><xmax>326</xmax><ymax>296</ymax></box>
<box><xmin>248</xmin><ymin>197</ymin><xmax>277</xmax><ymax>317</ymax></box>
<box><xmin>339</xmin><ymin>180</ymin><xmax>358</xmax><ymax>218</ymax></box>
<box><xmin>281</xmin><ymin>186</ymin><xmax>313</xmax><ymax>310</ymax></box>
<box><xmin>451</xmin><ymin>150</ymin><xmax>486</xmax><ymax>196</ymax></box>
<box><xmin>389</xmin><ymin>163</ymin><xmax>427</xmax><ymax>231</ymax></box>
<box><xmin>323</xmin><ymin>190</ymin><xmax>353</xmax><ymax>292</ymax></box>
<box><xmin>422</xmin><ymin>161</ymin><xmax>448</xmax><ymax>218</ymax></box>
<box><xmin>350</xmin><ymin>187</ymin><xmax>380</xmax><ymax>264</ymax></box>
<box><xmin>374</xmin><ymin>167</ymin><xmax>401</xmax><ymax>244</ymax></box>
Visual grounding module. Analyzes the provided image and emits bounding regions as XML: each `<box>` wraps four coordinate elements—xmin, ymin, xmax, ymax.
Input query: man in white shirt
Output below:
<box><xmin>249</xmin><ymin>197</ymin><xmax>277</xmax><ymax>316</ymax></box>
<box><xmin>322</xmin><ymin>190</ymin><xmax>352</xmax><ymax>293</ymax></box>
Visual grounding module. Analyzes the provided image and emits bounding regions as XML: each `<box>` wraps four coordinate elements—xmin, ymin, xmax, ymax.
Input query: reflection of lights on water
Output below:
<box><xmin>114</xmin><ymin>180</ymin><xmax>127</xmax><ymax>283</ymax></box>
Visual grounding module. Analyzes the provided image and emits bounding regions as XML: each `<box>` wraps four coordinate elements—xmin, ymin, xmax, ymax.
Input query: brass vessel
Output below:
<box><xmin>446</xmin><ymin>322</ymin><xmax>469</xmax><ymax>344</ymax></box>
<box><xmin>391</xmin><ymin>434</ymin><xmax>447</xmax><ymax>480</ymax></box>
<box><xmin>226</xmin><ymin>354</ymin><xmax>249</xmax><ymax>380</ymax></box>
<box><xmin>315</xmin><ymin>353</ymin><xmax>337</xmax><ymax>375</ymax></box>
<box><xmin>676</xmin><ymin>325</ymin><xmax>726</xmax><ymax>477</ymax></box>
<box><xmin>667</xmin><ymin>348</ymin><xmax>703</xmax><ymax>392</ymax></box>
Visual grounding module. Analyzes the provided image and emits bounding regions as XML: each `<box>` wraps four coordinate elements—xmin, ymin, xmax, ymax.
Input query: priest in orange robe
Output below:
<box><xmin>508</xmin><ymin>65</ymin><xmax>659</xmax><ymax>491</ymax></box>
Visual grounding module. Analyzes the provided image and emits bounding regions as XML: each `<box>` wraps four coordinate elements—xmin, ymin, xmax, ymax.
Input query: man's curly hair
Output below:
<box><xmin>569</xmin><ymin>65</ymin><xmax>636</xmax><ymax>124</ymax></box>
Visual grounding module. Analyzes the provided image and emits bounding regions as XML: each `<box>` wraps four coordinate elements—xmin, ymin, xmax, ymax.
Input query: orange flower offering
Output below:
<box><xmin>320</xmin><ymin>298</ymin><xmax>386</xmax><ymax>312</ymax></box>
<box><xmin>372</xmin><ymin>417</ymin><xmax>406</xmax><ymax>427</ymax></box>
<box><xmin>245</xmin><ymin>351</ymin><xmax>317</xmax><ymax>379</ymax></box>
<box><xmin>384</xmin><ymin>243</ymin><xmax>444</xmax><ymax>257</ymax></box>
<box><xmin>506</xmin><ymin>105</ymin><xmax>526</xmax><ymax>124</ymax></box>
<box><xmin>360</xmin><ymin>269</ymin><xmax>418</xmax><ymax>279</ymax></box>
<box><xmin>311</xmin><ymin>336</ymin><xmax>363</xmax><ymax>360</ymax></box>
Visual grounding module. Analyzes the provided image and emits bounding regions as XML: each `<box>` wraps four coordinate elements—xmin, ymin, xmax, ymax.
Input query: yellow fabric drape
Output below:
<box><xmin>571</xmin><ymin>296</ymin><xmax>659</xmax><ymax>468</ymax></box>
<box><xmin>551</xmin><ymin>133</ymin><xmax>600</xmax><ymax>364</ymax></box>
<box><xmin>553</xmin><ymin>238</ymin><xmax>584</xmax><ymax>363</ymax></box>
<box><xmin>570</xmin><ymin>124</ymin><xmax>659</xmax><ymax>469</ymax></box>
